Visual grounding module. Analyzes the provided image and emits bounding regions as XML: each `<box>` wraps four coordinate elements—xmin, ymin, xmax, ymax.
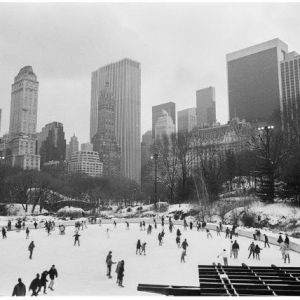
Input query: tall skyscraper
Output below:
<box><xmin>38</xmin><ymin>122</ymin><xmax>66</xmax><ymax>165</ymax></box>
<box><xmin>227</xmin><ymin>38</ymin><xmax>288</xmax><ymax>123</ymax></box>
<box><xmin>141</xmin><ymin>130</ymin><xmax>153</xmax><ymax>168</ymax></box>
<box><xmin>91</xmin><ymin>58</ymin><xmax>141</xmax><ymax>183</ymax></box>
<box><xmin>280</xmin><ymin>51</ymin><xmax>300</xmax><ymax>141</ymax></box>
<box><xmin>7</xmin><ymin>66</ymin><xmax>40</xmax><ymax>170</ymax></box>
<box><xmin>0</xmin><ymin>108</ymin><xmax>2</xmax><ymax>135</ymax></box>
<box><xmin>155</xmin><ymin>110</ymin><xmax>176</xmax><ymax>140</ymax></box>
<box><xmin>9</xmin><ymin>66</ymin><xmax>39</xmax><ymax>135</ymax></box>
<box><xmin>152</xmin><ymin>102</ymin><xmax>176</xmax><ymax>138</ymax></box>
<box><xmin>196</xmin><ymin>87</ymin><xmax>216</xmax><ymax>128</ymax></box>
<box><xmin>92</xmin><ymin>82</ymin><xmax>120</xmax><ymax>177</ymax></box>
<box><xmin>178</xmin><ymin>107</ymin><xmax>197</xmax><ymax>132</ymax></box>
<box><xmin>67</xmin><ymin>134</ymin><xmax>79</xmax><ymax>161</ymax></box>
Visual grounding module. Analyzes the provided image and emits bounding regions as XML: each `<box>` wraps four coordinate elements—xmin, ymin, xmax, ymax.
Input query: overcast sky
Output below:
<box><xmin>1</xmin><ymin>2</ymin><xmax>300</xmax><ymax>144</ymax></box>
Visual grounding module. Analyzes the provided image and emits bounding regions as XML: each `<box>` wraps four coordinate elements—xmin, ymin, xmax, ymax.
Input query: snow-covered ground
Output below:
<box><xmin>1</xmin><ymin>222</ymin><xmax>300</xmax><ymax>296</ymax></box>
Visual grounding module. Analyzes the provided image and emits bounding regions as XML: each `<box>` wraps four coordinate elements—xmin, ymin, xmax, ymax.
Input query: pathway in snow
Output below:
<box><xmin>1</xmin><ymin>223</ymin><xmax>299</xmax><ymax>296</ymax></box>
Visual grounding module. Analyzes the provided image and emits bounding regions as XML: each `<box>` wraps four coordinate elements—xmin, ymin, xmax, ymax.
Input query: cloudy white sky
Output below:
<box><xmin>1</xmin><ymin>2</ymin><xmax>300</xmax><ymax>144</ymax></box>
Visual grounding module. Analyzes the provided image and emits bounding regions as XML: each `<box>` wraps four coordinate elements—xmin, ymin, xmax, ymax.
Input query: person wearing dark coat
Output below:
<box><xmin>2</xmin><ymin>227</ymin><xmax>7</xmax><ymax>239</ymax></box>
<box><xmin>116</xmin><ymin>260</ymin><xmax>125</xmax><ymax>287</ymax></box>
<box><xmin>136</xmin><ymin>239</ymin><xmax>141</xmax><ymax>255</ymax></box>
<box><xmin>264</xmin><ymin>234</ymin><xmax>270</xmax><ymax>248</ymax></box>
<box><xmin>181</xmin><ymin>239</ymin><xmax>189</xmax><ymax>251</ymax></box>
<box><xmin>248</xmin><ymin>242</ymin><xmax>255</xmax><ymax>259</ymax></box>
<box><xmin>285</xmin><ymin>235</ymin><xmax>290</xmax><ymax>245</ymax></box>
<box><xmin>73</xmin><ymin>233</ymin><xmax>80</xmax><ymax>246</ymax></box>
<box><xmin>34</xmin><ymin>221</ymin><xmax>38</xmax><ymax>229</ymax></box>
<box><xmin>255</xmin><ymin>244</ymin><xmax>262</xmax><ymax>260</ymax></box>
<box><xmin>28</xmin><ymin>241</ymin><xmax>35</xmax><ymax>259</ymax></box>
<box><xmin>106</xmin><ymin>251</ymin><xmax>116</xmax><ymax>278</ymax></box>
<box><xmin>176</xmin><ymin>229</ymin><xmax>181</xmax><ymax>237</ymax></box>
<box><xmin>232</xmin><ymin>240</ymin><xmax>240</xmax><ymax>259</ymax></box>
<box><xmin>29</xmin><ymin>274</ymin><xmax>40</xmax><ymax>296</ymax></box>
<box><xmin>12</xmin><ymin>278</ymin><xmax>26</xmax><ymax>296</ymax></box>
<box><xmin>189</xmin><ymin>222</ymin><xmax>193</xmax><ymax>230</ymax></box>
<box><xmin>176</xmin><ymin>236</ymin><xmax>181</xmax><ymax>248</ymax></box>
<box><xmin>277</xmin><ymin>234</ymin><xmax>283</xmax><ymax>245</ymax></box>
<box><xmin>38</xmin><ymin>271</ymin><xmax>48</xmax><ymax>294</ymax></box>
<box><xmin>158</xmin><ymin>233</ymin><xmax>162</xmax><ymax>246</ymax></box>
<box><xmin>225</xmin><ymin>227</ymin><xmax>230</xmax><ymax>238</ymax></box>
<box><xmin>48</xmin><ymin>265</ymin><xmax>58</xmax><ymax>291</ymax></box>
<box><xmin>26</xmin><ymin>227</ymin><xmax>30</xmax><ymax>239</ymax></box>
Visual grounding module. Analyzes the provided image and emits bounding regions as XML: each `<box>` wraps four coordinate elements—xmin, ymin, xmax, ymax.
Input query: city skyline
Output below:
<box><xmin>1</xmin><ymin>3</ymin><xmax>300</xmax><ymax>143</ymax></box>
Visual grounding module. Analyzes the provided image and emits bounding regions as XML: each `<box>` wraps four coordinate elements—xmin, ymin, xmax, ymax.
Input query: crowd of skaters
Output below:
<box><xmin>4</xmin><ymin>213</ymin><xmax>295</xmax><ymax>295</ymax></box>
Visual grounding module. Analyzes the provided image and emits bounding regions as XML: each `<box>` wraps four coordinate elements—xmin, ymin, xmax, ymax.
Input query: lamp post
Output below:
<box><xmin>151</xmin><ymin>153</ymin><xmax>158</xmax><ymax>210</ymax></box>
<box><xmin>258</xmin><ymin>125</ymin><xmax>275</xmax><ymax>202</ymax></box>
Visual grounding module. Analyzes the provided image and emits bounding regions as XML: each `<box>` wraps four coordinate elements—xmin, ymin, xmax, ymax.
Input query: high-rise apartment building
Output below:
<box><xmin>38</xmin><ymin>122</ymin><xmax>66</xmax><ymax>165</ymax></box>
<box><xmin>6</xmin><ymin>66</ymin><xmax>40</xmax><ymax>170</ymax></box>
<box><xmin>155</xmin><ymin>110</ymin><xmax>176</xmax><ymax>140</ymax></box>
<box><xmin>280</xmin><ymin>51</ymin><xmax>300</xmax><ymax>141</ymax></box>
<box><xmin>90</xmin><ymin>58</ymin><xmax>141</xmax><ymax>183</ymax></box>
<box><xmin>92</xmin><ymin>82</ymin><xmax>120</xmax><ymax>176</ymax></box>
<box><xmin>227</xmin><ymin>38</ymin><xmax>288</xmax><ymax>123</ymax></box>
<box><xmin>68</xmin><ymin>151</ymin><xmax>103</xmax><ymax>177</ymax></box>
<box><xmin>152</xmin><ymin>102</ymin><xmax>176</xmax><ymax>138</ymax></box>
<box><xmin>67</xmin><ymin>134</ymin><xmax>79</xmax><ymax>162</ymax></box>
<box><xmin>196</xmin><ymin>87</ymin><xmax>216</xmax><ymax>128</ymax></box>
<box><xmin>178</xmin><ymin>107</ymin><xmax>197</xmax><ymax>132</ymax></box>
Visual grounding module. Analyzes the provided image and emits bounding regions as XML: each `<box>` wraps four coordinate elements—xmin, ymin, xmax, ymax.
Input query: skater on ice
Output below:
<box><xmin>38</xmin><ymin>271</ymin><xmax>48</xmax><ymax>294</ymax></box>
<box><xmin>116</xmin><ymin>260</ymin><xmax>125</xmax><ymax>287</ymax></box>
<box><xmin>28</xmin><ymin>241</ymin><xmax>35</xmax><ymax>259</ymax></box>
<box><xmin>73</xmin><ymin>232</ymin><xmax>80</xmax><ymax>246</ymax></box>
<box><xmin>106</xmin><ymin>251</ymin><xmax>116</xmax><ymax>278</ymax></box>
<box><xmin>26</xmin><ymin>227</ymin><xmax>30</xmax><ymax>239</ymax></box>
<box><xmin>136</xmin><ymin>239</ymin><xmax>142</xmax><ymax>255</ymax></box>
<box><xmin>29</xmin><ymin>274</ymin><xmax>40</xmax><ymax>296</ymax></box>
<box><xmin>12</xmin><ymin>278</ymin><xmax>26</xmax><ymax>296</ymax></box>
<box><xmin>48</xmin><ymin>265</ymin><xmax>58</xmax><ymax>291</ymax></box>
<box><xmin>2</xmin><ymin>226</ymin><xmax>7</xmax><ymax>239</ymax></box>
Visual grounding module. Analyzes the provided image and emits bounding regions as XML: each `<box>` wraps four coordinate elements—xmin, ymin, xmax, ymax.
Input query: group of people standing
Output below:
<box><xmin>105</xmin><ymin>251</ymin><xmax>125</xmax><ymax>287</ymax></box>
<box><xmin>12</xmin><ymin>265</ymin><xmax>58</xmax><ymax>296</ymax></box>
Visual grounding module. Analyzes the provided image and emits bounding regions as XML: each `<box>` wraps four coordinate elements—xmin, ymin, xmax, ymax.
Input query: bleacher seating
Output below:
<box><xmin>137</xmin><ymin>264</ymin><xmax>300</xmax><ymax>296</ymax></box>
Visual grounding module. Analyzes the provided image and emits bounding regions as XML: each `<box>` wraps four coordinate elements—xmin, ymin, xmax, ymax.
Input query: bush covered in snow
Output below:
<box><xmin>57</xmin><ymin>206</ymin><xmax>85</xmax><ymax>218</ymax></box>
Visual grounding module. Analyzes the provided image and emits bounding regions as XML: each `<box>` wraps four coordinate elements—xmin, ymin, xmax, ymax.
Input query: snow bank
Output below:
<box><xmin>5</xmin><ymin>204</ymin><xmax>48</xmax><ymax>216</ymax></box>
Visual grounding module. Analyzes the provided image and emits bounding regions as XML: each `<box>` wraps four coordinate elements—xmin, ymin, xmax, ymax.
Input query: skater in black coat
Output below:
<box><xmin>48</xmin><ymin>265</ymin><xmax>58</xmax><ymax>291</ymax></box>
<box><xmin>12</xmin><ymin>278</ymin><xmax>26</xmax><ymax>296</ymax></box>
<box><xmin>38</xmin><ymin>271</ymin><xmax>48</xmax><ymax>294</ymax></box>
<box><xmin>136</xmin><ymin>239</ymin><xmax>142</xmax><ymax>255</ymax></box>
<box><xmin>29</xmin><ymin>274</ymin><xmax>40</xmax><ymax>296</ymax></box>
<box><xmin>28</xmin><ymin>241</ymin><xmax>35</xmax><ymax>259</ymax></box>
<box><xmin>176</xmin><ymin>236</ymin><xmax>181</xmax><ymax>248</ymax></box>
<box><xmin>34</xmin><ymin>221</ymin><xmax>38</xmax><ymax>229</ymax></box>
<box><xmin>264</xmin><ymin>234</ymin><xmax>270</xmax><ymax>248</ymax></box>
<box><xmin>26</xmin><ymin>227</ymin><xmax>30</xmax><ymax>239</ymax></box>
<box><xmin>2</xmin><ymin>227</ymin><xmax>7</xmax><ymax>239</ymax></box>
<box><xmin>73</xmin><ymin>233</ymin><xmax>80</xmax><ymax>246</ymax></box>
<box><xmin>255</xmin><ymin>244</ymin><xmax>262</xmax><ymax>260</ymax></box>
<box><xmin>106</xmin><ymin>251</ymin><xmax>116</xmax><ymax>278</ymax></box>
<box><xmin>116</xmin><ymin>260</ymin><xmax>125</xmax><ymax>287</ymax></box>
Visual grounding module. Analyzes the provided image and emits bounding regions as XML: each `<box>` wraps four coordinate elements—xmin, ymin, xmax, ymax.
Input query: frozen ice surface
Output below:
<box><xmin>1</xmin><ymin>223</ymin><xmax>300</xmax><ymax>296</ymax></box>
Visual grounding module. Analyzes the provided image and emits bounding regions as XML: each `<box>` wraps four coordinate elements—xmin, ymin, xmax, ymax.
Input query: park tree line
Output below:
<box><xmin>141</xmin><ymin>123</ymin><xmax>300</xmax><ymax>206</ymax></box>
<box><xmin>0</xmin><ymin>165</ymin><xmax>142</xmax><ymax>212</ymax></box>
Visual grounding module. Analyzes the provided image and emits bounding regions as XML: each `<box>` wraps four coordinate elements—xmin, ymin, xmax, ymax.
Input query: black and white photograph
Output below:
<box><xmin>1</xmin><ymin>0</ymin><xmax>300</xmax><ymax>297</ymax></box>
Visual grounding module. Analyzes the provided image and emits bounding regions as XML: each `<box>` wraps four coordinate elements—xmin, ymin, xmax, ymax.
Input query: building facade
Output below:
<box><xmin>68</xmin><ymin>151</ymin><xmax>103</xmax><ymax>177</ymax></box>
<box><xmin>141</xmin><ymin>130</ymin><xmax>153</xmax><ymax>168</ymax></box>
<box><xmin>90</xmin><ymin>58</ymin><xmax>141</xmax><ymax>183</ymax></box>
<box><xmin>92</xmin><ymin>82</ymin><xmax>121</xmax><ymax>176</ymax></box>
<box><xmin>38</xmin><ymin>122</ymin><xmax>66</xmax><ymax>165</ymax></box>
<box><xmin>196</xmin><ymin>87</ymin><xmax>216</xmax><ymax>128</ymax></box>
<box><xmin>280</xmin><ymin>51</ymin><xmax>300</xmax><ymax>142</ymax></box>
<box><xmin>81</xmin><ymin>142</ymin><xmax>93</xmax><ymax>152</ymax></box>
<box><xmin>189</xmin><ymin>119</ymin><xmax>253</xmax><ymax>169</ymax></box>
<box><xmin>155</xmin><ymin>110</ymin><xmax>176</xmax><ymax>140</ymax></box>
<box><xmin>6</xmin><ymin>66</ymin><xmax>40</xmax><ymax>170</ymax></box>
<box><xmin>152</xmin><ymin>102</ymin><xmax>176</xmax><ymax>138</ymax></box>
<box><xmin>178</xmin><ymin>107</ymin><xmax>197</xmax><ymax>132</ymax></box>
<box><xmin>67</xmin><ymin>134</ymin><xmax>79</xmax><ymax>162</ymax></box>
<box><xmin>227</xmin><ymin>38</ymin><xmax>288</xmax><ymax>123</ymax></box>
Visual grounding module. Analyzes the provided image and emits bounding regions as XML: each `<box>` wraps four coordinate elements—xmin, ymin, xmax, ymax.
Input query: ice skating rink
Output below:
<box><xmin>1</xmin><ymin>223</ymin><xmax>300</xmax><ymax>296</ymax></box>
